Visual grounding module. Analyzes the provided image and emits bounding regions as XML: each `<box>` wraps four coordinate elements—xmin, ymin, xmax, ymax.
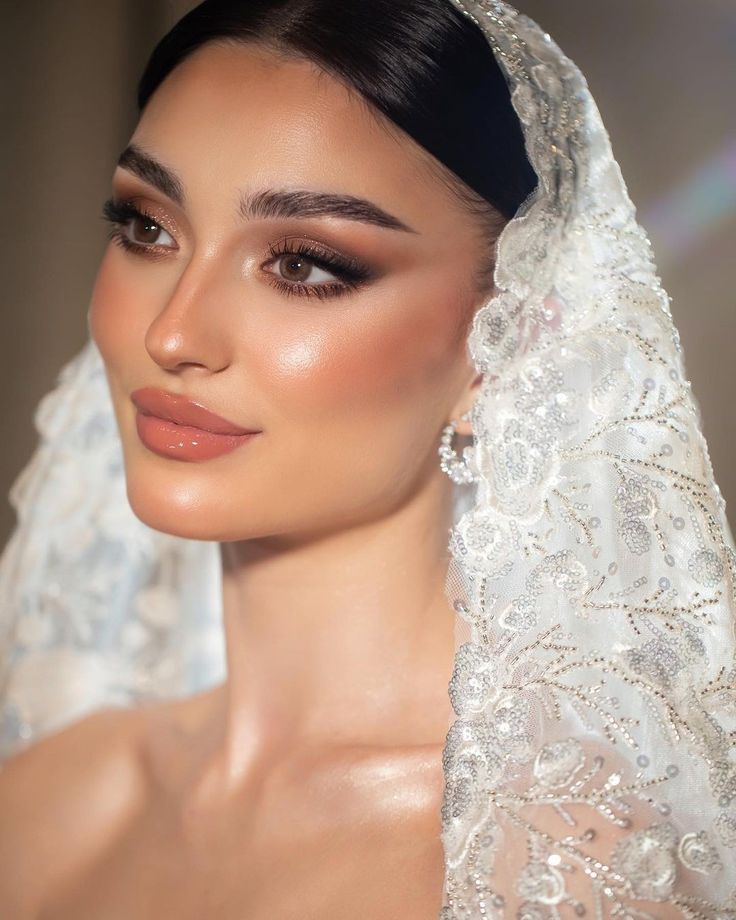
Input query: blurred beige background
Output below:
<box><xmin>1</xmin><ymin>0</ymin><xmax>734</xmax><ymax>546</ymax></box>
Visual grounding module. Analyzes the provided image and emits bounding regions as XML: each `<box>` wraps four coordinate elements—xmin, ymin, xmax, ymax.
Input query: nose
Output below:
<box><xmin>144</xmin><ymin>260</ymin><xmax>231</xmax><ymax>374</ymax></box>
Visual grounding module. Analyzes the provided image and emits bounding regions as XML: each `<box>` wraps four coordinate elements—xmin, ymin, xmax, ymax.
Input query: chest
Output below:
<box><xmin>38</xmin><ymin>762</ymin><xmax>447</xmax><ymax>919</ymax></box>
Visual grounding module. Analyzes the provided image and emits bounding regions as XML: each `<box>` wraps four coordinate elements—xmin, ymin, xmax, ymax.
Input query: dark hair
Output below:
<box><xmin>137</xmin><ymin>0</ymin><xmax>538</xmax><ymax>296</ymax></box>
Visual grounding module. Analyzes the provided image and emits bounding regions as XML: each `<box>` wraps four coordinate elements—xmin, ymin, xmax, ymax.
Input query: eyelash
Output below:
<box><xmin>100</xmin><ymin>197</ymin><xmax>373</xmax><ymax>301</ymax></box>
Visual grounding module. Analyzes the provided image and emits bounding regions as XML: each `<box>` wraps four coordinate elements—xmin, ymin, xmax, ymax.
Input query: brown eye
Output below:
<box><xmin>263</xmin><ymin>238</ymin><xmax>374</xmax><ymax>300</ymax></box>
<box><xmin>101</xmin><ymin>197</ymin><xmax>178</xmax><ymax>256</ymax></box>
<box><xmin>273</xmin><ymin>253</ymin><xmax>341</xmax><ymax>287</ymax></box>
<box><xmin>279</xmin><ymin>254</ymin><xmax>312</xmax><ymax>281</ymax></box>
<box><xmin>129</xmin><ymin>215</ymin><xmax>170</xmax><ymax>247</ymax></box>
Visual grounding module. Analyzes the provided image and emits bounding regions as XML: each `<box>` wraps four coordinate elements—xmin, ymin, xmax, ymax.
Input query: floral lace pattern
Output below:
<box><xmin>441</xmin><ymin>1</ymin><xmax>736</xmax><ymax>916</ymax></box>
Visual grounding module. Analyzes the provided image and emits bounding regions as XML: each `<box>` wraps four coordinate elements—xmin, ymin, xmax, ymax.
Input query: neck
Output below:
<box><xmin>214</xmin><ymin>472</ymin><xmax>458</xmax><ymax>785</ymax></box>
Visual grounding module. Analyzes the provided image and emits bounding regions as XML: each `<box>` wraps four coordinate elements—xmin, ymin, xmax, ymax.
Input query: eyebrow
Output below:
<box><xmin>118</xmin><ymin>145</ymin><xmax>185</xmax><ymax>208</ymax></box>
<box><xmin>116</xmin><ymin>144</ymin><xmax>417</xmax><ymax>234</ymax></box>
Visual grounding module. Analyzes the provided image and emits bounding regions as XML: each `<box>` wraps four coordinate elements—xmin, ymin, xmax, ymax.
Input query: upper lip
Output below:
<box><xmin>130</xmin><ymin>387</ymin><xmax>258</xmax><ymax>436</ymax></box>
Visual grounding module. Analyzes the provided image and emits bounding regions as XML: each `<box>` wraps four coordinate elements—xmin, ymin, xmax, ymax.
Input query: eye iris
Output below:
<box><xmin>132</xmin><ymin>216</ymin><xmax>161</xmax><ymax>244</ymax></box>
<box><xmin>280</xmin><ymin>254</ymin><xmax>311</xmax><ymax>282</ymax></box>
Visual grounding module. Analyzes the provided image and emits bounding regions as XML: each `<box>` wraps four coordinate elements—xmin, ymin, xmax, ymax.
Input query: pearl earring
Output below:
<box><xmin>438</xmin><ymin>411</ymin><xmax>479</xmax><ymax>485</ymax></box>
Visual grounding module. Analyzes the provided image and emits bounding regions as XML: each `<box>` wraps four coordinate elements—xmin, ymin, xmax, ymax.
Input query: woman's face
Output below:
<box><xmin>90</xmin><ymin>41</ymin><xmax>488</xmax><ymax>542</ymax></box>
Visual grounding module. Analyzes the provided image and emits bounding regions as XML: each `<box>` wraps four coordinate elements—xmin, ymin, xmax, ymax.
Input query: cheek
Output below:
<box><xmin>88</xmin><ymin>254</ymin><xmax>146</xmax><ymax>368</ymax></box>
<box><xmin>254</xmin><ymin>281</ymin><xmax>469</xmax><ymax>425</ymax></box>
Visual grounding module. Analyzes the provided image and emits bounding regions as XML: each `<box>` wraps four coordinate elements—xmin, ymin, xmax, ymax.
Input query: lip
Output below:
<box><xmin>131</xmin><ymin>388</ymin><xmax>257</xmax><ymax>435</ymax></box>
<box><xmin>130</xmin><ymin>387</ymin><xmax>260</xmax><ymax>462</ymax></box>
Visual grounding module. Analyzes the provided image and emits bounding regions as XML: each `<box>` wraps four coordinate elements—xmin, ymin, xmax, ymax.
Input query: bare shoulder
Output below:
<box><xmin>0</xmin><ymin>686</ymin><xmax>224</xmax><ymax>916</ymax></box>
<box><xmin>0</xmin><ymin>706</ymin><xmax>148</xmax><ymax>916</ymax></box>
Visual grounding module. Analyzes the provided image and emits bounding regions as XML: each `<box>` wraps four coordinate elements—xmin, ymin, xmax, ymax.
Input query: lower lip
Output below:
<box><xmin>135</xmin><ymin>411</ymin><xmax>258</xmax><ymax>462</ymax></box>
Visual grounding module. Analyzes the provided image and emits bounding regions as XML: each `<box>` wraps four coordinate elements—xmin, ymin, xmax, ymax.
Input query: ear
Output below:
<box><xmin>448</xmin><ymin>367</ymin><xmax>484</xmax><ymax>438</ymax></box>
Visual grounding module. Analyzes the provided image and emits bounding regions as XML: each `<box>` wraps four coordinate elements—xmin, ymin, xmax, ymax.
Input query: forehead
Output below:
<box><xmin>131</xmin><ymin>41</ymin><xmax>465</xmax><ymax>228</ymax></box>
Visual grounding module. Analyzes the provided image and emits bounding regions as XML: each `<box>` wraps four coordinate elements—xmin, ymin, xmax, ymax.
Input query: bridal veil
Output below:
<box><xmin>1</xmin><ymin>0</ymin><xmax>734</xmax><ymax>915</ymax></box>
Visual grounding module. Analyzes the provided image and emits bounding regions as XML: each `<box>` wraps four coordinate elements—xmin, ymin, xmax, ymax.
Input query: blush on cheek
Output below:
<box><xmin>343</xmin><ymin>286</ymin><xmax>469</xmax><ymax>404</ymax></box>
<box><xmin>89</xmin><ymin>258</ymin><xmax>128</xmax><ymax>358</ymax></box>
<box><xmin>265</xmin><ymin>323</ymin><xmax>408</xmax><ymax>414</ymax></box>
<box><xmin>88</xmin><ymin>257</ymin><xmax>151</xmax><ymax>366</ymax></box>
<box><xmin>260</xmin><ymin>287</ymin><xmax>466</xmax><ymax>422</ymax></box>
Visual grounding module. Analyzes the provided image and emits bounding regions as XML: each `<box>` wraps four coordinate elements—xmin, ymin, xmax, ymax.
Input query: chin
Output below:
<box><xmin>127</xmin><ymin>493</ymin><xmax>214</xmax><ymax>542</ymax></box>
<box><xmin>123</xmin><ymin>468</ymin><xmax>231</xmax><ymax>542</ymax></box>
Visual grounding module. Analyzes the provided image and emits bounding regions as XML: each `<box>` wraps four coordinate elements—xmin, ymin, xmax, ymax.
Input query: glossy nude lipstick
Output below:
<box><xmin>131</xmin><ymin>388</ymin><xmax>260</xmax><ymax>462</ymax></box>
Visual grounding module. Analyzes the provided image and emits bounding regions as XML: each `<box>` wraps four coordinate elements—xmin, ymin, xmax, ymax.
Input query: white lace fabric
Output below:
<box><xmin>0</xmin><ymin>339</ymin><xmax>227</xmax><ymax>746</ymax></box>
<box><xmin>1</xmin><ymin>1</ymin><xmax>735</xmax><ymax>917</ymax></box>
<box><xmin>440</xmin><ymin>1</ymin><xmax>736</xmax><ymax>915</ymax></box>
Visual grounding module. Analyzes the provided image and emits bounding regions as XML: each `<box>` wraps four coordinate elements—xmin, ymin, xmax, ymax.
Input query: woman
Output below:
<box><xmin>0</xmin><ymin>0</ymin><xmax>734</xmax><ymax>916</ymax></box>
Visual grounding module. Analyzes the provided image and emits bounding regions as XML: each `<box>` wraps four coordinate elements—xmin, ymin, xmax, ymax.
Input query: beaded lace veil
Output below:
<box><xmin>1</xmin><ymin>0</ymin><xmax>735</xmax><ymax>915</ymax></box>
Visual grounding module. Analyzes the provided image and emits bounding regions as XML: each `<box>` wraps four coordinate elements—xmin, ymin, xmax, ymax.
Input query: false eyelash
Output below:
<box><xmin>101</xmin><ymin>197</ymin><xmax>172</xmax><ymax>259</ymax></box>
<box><xmin>101</xmin><ymin>197</ymin><xmax>156</xmax><ymax>227</ymax></box>
<box><xmin>265</xmin><ymin>238</ymin><xmax>374</xmax><ymax>300</ymax></box>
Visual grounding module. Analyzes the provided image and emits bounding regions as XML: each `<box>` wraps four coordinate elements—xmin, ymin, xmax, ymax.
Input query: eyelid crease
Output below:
<box><xmin>104</xmin><ymin>194</ymin><xmax>181</xmax><ymax>239</ymax></box>
<box><xmin>267</xmin><ymin>237</ymin><xmax>373</xmax><ymax>281</ymax></box>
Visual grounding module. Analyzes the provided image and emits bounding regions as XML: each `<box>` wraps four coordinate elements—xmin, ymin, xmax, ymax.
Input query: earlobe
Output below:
<box><xmin>450</xmin><ymin>372</ymin><xmax>483</xmax><ymax>437</ymax></box>
<box><xmin>452</xmin><ymin>408</ymin><xmax>474</xmax><ymax>438</ymax></box>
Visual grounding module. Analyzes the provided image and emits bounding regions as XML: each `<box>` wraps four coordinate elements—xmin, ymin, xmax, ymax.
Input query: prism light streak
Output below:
<box><xmin>640</xmin><ymin>134</ymin><xmax>736</xmax><ymax>260</ymax></box>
